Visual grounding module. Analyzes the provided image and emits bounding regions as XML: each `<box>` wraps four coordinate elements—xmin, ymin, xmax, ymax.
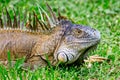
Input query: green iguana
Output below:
<box><xmin>0</xmin><ymin>4</ymin><xmax>101</xmax><ymax>69</ymax></box>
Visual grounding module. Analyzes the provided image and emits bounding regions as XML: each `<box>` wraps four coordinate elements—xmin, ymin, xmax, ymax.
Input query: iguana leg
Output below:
<box><xmin>0</xmin><ymin>55</ymin><xmax>47</xmax><ymax>70</ymax></box>
<box><xmin>25</xmin><ymin>55</ymin><xmax>47</xmax><ymax>70</ymax></box>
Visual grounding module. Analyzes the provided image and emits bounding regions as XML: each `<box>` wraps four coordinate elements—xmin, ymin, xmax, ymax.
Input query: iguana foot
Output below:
<box><xmin>84</xmin><ymin>55</ymin><xmax>107</xmax><ymax>68</ymax></box>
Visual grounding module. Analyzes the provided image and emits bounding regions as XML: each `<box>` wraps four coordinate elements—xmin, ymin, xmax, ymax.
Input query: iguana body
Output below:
<box><xmin>0</xmin><ymin>26</ymin><xmax>62</xmax><ymax>67</ymax></box>
<box><xmin>0</xmin><ymin>30</ymin><xmax>39</xmax><ymax>60</ymax></box>
<box><xmin>0</xmin><ymin>4</ymin><xmax>100</xmax><ymax>69</ymax></box>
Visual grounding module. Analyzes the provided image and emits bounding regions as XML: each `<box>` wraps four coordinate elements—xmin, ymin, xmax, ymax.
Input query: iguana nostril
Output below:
<box><xmin>57</xmin><ymin>52</ymin><xmax>67</xmax><ymax>63</ymax></box>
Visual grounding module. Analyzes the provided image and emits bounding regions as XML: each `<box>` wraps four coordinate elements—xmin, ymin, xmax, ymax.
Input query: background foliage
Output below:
<box><xmin>0</xmin><ymin>0</ymin><xmax>120</xmax><ymax>80</ymax></box>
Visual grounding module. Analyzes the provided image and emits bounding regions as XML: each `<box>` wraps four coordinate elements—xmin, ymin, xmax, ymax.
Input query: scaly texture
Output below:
<box><xmin>0</xmin><ymin>4</ymin><xmax>100</xmax><ymax>69</ymax></box>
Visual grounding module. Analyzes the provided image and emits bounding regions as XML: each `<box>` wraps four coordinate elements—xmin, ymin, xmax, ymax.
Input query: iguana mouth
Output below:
<box><xmin>67</xmin><ymin>38</ymin><xmax>100</xmax><ymax>43</ymax></box>
<box><xmin>66</xmin><ymin>38</ymin><xmax>100</xmax><ymax>50</ymax></box>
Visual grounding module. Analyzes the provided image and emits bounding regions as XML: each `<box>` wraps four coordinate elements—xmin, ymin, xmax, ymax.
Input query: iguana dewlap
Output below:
<box><xmin>0</xmin><ymin>4</ymin><xmax>100</xmax><ymax>69</ymax></box>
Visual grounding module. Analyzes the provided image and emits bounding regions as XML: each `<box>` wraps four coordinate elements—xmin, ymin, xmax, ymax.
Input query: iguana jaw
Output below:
<box><xmin>55</xmin><ymin>41</ymin><xmax>100</xmax><ymax>64</ymax></box>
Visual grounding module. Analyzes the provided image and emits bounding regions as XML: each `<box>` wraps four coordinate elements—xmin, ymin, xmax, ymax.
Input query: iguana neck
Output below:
<box><xmin>31</xmin><ymin>25</ymin><xmax>65</xmax><ymax>62</ymax></box>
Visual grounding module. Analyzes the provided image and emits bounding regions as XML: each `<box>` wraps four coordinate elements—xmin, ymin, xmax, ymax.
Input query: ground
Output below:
<box><xmin>0</xmin><ymin>0</ymin><xmax>120</xmax><ymax>80</ymax></box>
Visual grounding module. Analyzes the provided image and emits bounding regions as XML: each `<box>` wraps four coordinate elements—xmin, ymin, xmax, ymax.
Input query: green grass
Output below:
<box><xmin>0</xmin><ymin>0</ymin><xmax>120</xmax><ymax>80</ymax></box>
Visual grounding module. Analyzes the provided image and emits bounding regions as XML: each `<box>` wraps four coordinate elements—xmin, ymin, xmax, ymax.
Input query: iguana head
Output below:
<box><xmin>39</xmin><ymin>4</ymin><xmax>101</xmax><ymax>65</ymax></box>
<box><xmin>53</xmin><ymin>20</ymin><xmax>100</xmax><ymax>64</ymax></box>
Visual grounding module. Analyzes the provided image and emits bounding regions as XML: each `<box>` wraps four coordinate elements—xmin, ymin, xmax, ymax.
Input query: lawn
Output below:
<box><xmin>0</xmin><ymin>0</ymin><xmax>120</xmax><ymax>80</ymax></box>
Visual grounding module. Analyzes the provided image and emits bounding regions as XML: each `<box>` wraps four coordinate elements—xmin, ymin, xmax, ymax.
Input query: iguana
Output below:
<box><xmin>0</xmin><ymin>4</ymin><xmax>100</xmax><ymax>69</ymax></box>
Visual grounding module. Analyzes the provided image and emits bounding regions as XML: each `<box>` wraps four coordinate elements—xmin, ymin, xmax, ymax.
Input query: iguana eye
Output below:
<box><xmin>72</xmin><ymin>28</ymin><xmax>83</xmax><ymax>37</ymax></box>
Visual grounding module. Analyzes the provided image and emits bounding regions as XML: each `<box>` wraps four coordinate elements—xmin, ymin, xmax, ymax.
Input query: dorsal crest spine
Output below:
<box><xmin>0</xmin><ymin>3</ymin><xmax>69</xmax><ymax>35</ymax></box>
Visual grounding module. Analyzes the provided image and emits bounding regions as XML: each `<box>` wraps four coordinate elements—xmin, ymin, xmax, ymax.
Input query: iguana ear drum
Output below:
<box><xmin>55</xmin><ymin>44</ymin><xmax>80</xmax><ymax>64</ymax></box>
<box><xmin>56</xmin><ymin>49</ymin><xmax>80</xmax><ymax>64</ymax></box>
<box><xmin>57</xmin><ymin>52</ymin><xmax>68</xmax><ymax>63</ymax></box>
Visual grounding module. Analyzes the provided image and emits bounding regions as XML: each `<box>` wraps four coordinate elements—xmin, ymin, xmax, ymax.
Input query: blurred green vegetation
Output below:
<box><xmin>0</xmin><ymin>0</ymin><xmax>120</xmax><ymax>80</ymax></box>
